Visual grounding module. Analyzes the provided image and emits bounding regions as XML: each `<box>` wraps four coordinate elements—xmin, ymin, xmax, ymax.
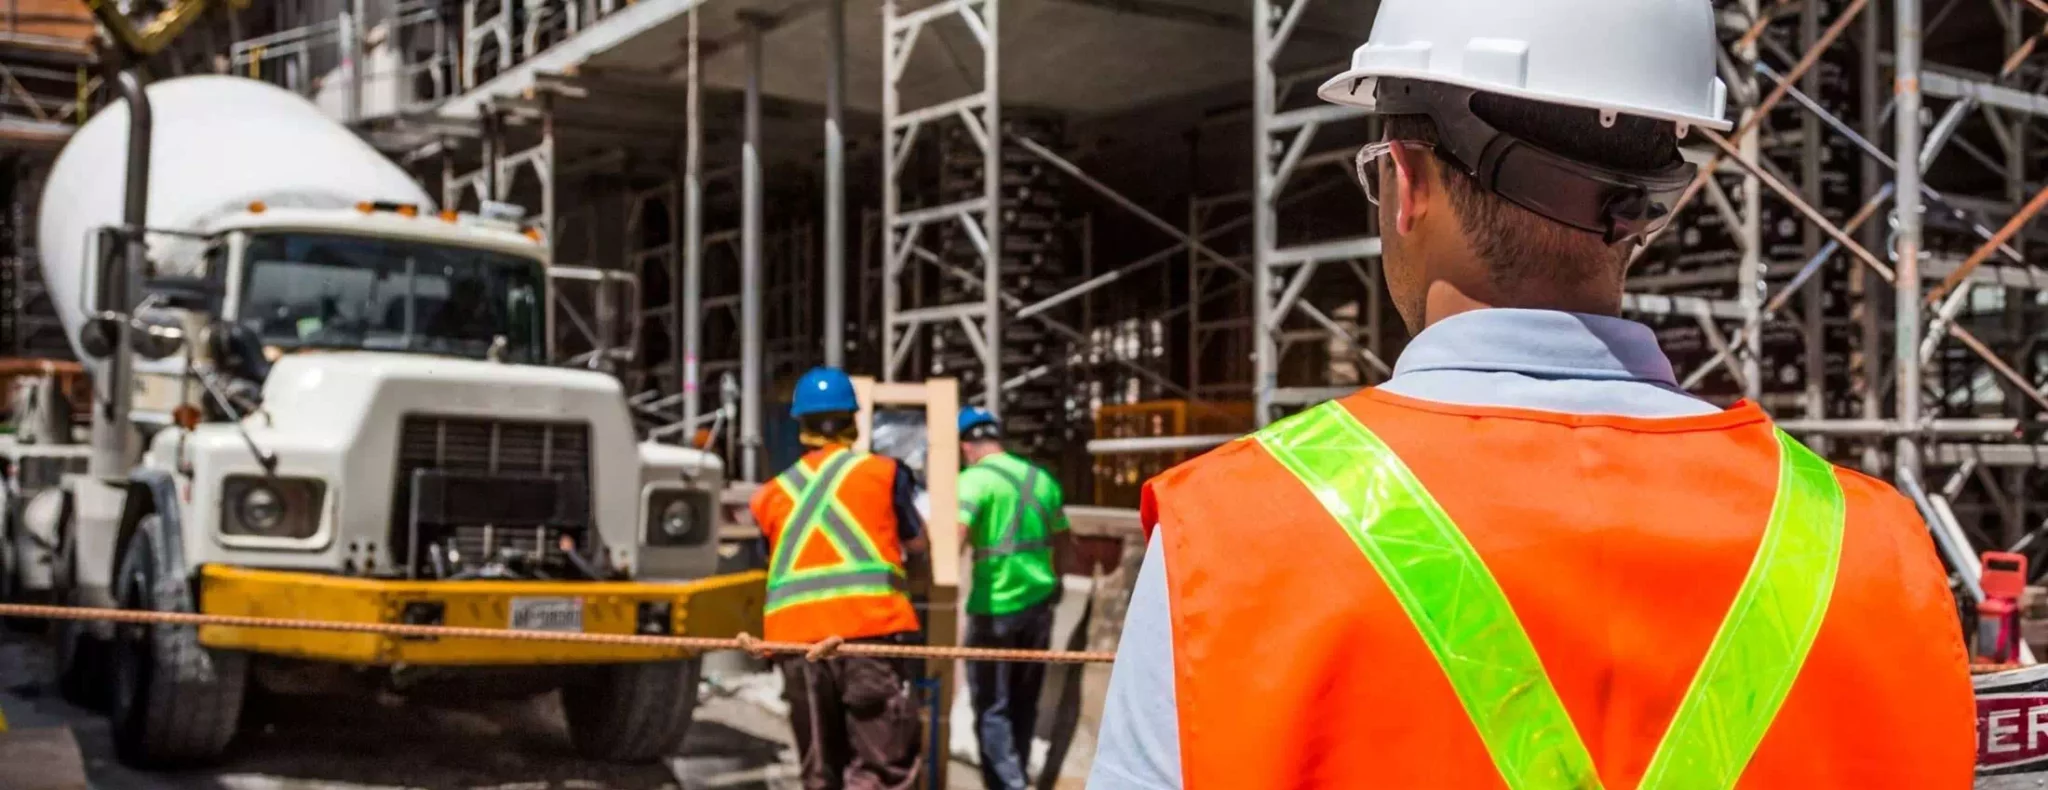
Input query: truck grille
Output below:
<box><xmin>391</xmin><ymin>415</ymin><xmax>593</xmax><ymax>575</ymax></box>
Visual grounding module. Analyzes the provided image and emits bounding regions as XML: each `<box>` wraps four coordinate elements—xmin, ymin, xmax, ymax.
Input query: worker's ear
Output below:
<box><xmin>1387</xmin><ymin>142</ymin><xmax>1434</xmax><ymax>235</ymax></box>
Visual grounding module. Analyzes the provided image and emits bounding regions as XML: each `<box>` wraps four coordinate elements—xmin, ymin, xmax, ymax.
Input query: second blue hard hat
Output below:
<box><xmin>959</xmin><ymin>406</ymin><xmax>999</xmax><ymax>435</ymax></box>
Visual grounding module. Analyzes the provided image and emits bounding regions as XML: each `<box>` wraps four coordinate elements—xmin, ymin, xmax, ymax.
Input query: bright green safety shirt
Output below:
<box><xmin>958</xmin><ymin>452</ymin><xmax>1067</xmax><ymax>616</ymax></box>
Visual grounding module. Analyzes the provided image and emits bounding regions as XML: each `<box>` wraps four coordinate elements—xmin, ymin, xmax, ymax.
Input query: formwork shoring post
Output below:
<box><xmin>879</xmin><ymin>0</ymin><xmax>897</xmax><ymax>384</ymax></box>
<box><xmin>1738</xmin><ymin>0</ymin><xmax>1766</xmax><ymax>403</ymax></box>
<box><xmin>682</xmin><ymin>6</ymin><xmax>702</xmax><ymax>430</ymax></box>
<box><xmin>824</xmin><ymin>0</ymin><xmax>846</xmax><ymax>369</ymax></box>
<box><xmin>1895</xmin><ymin>0</ymin><xmax>1926</xmax><ymax>484</ymax></box>
<box><xmin>982</xmin><ymin>0</ymin><xmax>1005</xmax><ymax>420</ymax></box>
<box><xmin>1857</xmin><ymin>1</ymin><xmax>1885</xmax><ymax>474</ymax></box>
<box><xmin>2001</xmin><ymin>0</ymin><xmax>2030</xmax><ymax>543</ymax></box>
<box><xmin>1250</xmin><ymin>0</ymin><xmax>1278</xmax><ymax>427</ymax></box>
<box><xmin>1800</xmin><ymin>0</ymin><xmax>1828</xmax><ymax>436</ymax></box>
<box><xmin>741</xmin><ymin>16</ymin><xmax>765</xmax><ymax>482</ymax></box>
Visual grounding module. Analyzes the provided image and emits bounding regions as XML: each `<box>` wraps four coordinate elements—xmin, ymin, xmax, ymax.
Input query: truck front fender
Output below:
<box><xmin>111</xmin><ymin>469</ymin><xmax>193</xmax><ymax>615</ymax></box>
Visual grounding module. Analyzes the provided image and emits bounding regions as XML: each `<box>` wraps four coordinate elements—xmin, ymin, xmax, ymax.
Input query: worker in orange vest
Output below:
<box><xmin>751</xmin><ymin>366</ymin><xmax>926</xmax><ymax>789</ymax></box>
<box><xmin>1088</xmin><ymin>0</ymin><xmax>1978</xmax><ymax>787</ymax></box>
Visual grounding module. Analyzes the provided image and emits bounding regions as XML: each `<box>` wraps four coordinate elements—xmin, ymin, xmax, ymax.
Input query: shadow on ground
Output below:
<box><xmin>2</xmin><ymin>633</ymin><xmax>795</xmax><ymax>790</ymax></box>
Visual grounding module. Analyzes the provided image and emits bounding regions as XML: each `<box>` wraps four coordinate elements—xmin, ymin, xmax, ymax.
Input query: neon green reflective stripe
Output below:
<box><xmin>1637</xmin><ymin>430</ymin><xmax>1844</xmax><ymax>790</ymax></box>
<box><xmin>1256</xmin><ymin>402</ymin><xmax>1600</xmax><ymax>790</ymax></box>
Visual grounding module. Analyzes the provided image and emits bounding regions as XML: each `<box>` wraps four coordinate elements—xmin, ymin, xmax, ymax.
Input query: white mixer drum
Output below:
<box><xmin>37</xmin><ymin>75</ymin><xmax>432</xmax><ymax>370</ymax></box>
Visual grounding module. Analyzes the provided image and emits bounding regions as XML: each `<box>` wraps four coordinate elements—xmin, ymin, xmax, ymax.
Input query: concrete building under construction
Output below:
<box><xmin>3</xmin><ymin>0</ymin><xmax>2048</xmax><ymax>782</ymax></box>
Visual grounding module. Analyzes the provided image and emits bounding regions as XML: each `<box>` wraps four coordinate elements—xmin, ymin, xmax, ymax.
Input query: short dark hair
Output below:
<box><xmin>1383</xmin><ymin>94</ymin><xmax>1680</xmax><ymax>287</ymax></box>
<box><xmin>963</xmin><ymin>421</ymin><xmax>1003</xmax><ymax>443</ymax></box>
<box><xmin>800</xmin><ymin>411</ymin><xmax>858</xmax><ymax>442</ymax></box>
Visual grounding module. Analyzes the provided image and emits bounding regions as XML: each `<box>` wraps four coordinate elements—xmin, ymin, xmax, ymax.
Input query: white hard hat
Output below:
<box><xmin>1317</xmin><ymin>0</ymin><xmax>1732</xmax><ymax>132</ymax></box>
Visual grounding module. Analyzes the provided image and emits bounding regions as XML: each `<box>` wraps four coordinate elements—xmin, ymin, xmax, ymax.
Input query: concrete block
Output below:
<box><xmin>0</xmin><ymin>726</ymin><xmax>88</xmax><ymax>790</ymax></box>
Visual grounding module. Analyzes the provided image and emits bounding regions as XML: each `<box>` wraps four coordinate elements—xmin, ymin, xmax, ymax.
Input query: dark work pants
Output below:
<box><xmin>778</xmin><ymin>650</ymin><xmax>924</xmax><ymax>790</ymax></box>
<box><xmin>966</xmin><ymin>600</ymin><xmax>1054</xmax><ymax>790</ymax></box>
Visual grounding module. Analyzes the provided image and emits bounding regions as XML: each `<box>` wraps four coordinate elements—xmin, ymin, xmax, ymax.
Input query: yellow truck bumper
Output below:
<box><xmin>196</xmin><ymin>567</ymin><xmax>765</xmax><ymax>666</ymax></box>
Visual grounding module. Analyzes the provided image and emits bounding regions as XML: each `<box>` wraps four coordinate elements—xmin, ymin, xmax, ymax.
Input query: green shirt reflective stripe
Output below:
<box><xmin>1253</xmin><ymin>401</ymin><xmax>1845</xmax><ymax>790</ymax></box>
<box><xmin>959</xmin><ymin>452</ymin><xmax>1068</xmax><ymax>616</ymax></box>
<box><xmin>765</xmin><ymin>449</ymin><xmax>908</xmax><ymax>613</ymax></box>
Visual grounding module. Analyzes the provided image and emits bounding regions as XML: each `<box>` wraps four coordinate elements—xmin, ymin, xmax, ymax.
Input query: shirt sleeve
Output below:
<box><xmin>956</xmin><ymin>467</ymin><xmax>988</xmax><ymax>526</ymax></box>
<box><xmin>1088</xmin><ymin>529</ymin><xmax>1183</xmax><ymax>789</ymax></box>
<box><xmin>890</xmin><ymin>460</ymin><xmax>926</xmax><ymax>545</ymax></box>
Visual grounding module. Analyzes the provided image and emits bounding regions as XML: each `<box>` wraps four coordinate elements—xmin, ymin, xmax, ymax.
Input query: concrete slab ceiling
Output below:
<box><xmin>443</xmin><ymin>0</ymin><xmax>1368</xmax><ymax>125</ymax></box>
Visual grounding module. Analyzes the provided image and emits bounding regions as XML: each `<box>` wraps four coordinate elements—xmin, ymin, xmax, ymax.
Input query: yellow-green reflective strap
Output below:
<box><xmin>1637</xmin><ymin>430</ymin><xmax>1844</xmax><ymax>790</ymax></box>
<box><xmin>1254</xmin><ymin>403</ymin><xmax>1846</xmax><ymax>790</ymax></box>
<box><xmin>1256</xmin><ymin>402</ymin><xmax>1600</xmax><ymax>789</ymax></box>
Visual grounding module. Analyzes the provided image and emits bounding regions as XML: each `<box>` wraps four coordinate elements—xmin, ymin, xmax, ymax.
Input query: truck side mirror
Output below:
<box><xmin>78</xmin><ymin>316</ymin><xmax>119</xmax><ymax>359</ymax></box>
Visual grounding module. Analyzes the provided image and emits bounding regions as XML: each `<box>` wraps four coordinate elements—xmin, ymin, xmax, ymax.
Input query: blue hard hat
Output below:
<box><xmin>958</xmin><ymin>406</ymin><xmax>998</xmax><ymax>434</ymax></box>
<box><xmin>791</xmin><ymin>367</ymin><xmax>859</xmax><ymax>417</ymax></box>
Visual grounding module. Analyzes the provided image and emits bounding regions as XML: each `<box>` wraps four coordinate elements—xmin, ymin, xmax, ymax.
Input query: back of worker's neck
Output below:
<box><xmin>1417</xmin><ymin>279</ymin><xmax>1623</xmax><ymax>331</ymax></box>
<box><xmin>965</xmin><ymin>443</ymin><xmax>1006</xmax><ymax>465</ymax></box>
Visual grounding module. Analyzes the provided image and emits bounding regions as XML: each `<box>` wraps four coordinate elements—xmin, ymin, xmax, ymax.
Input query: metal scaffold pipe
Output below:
<box><xmin>1250</xmin><ymin>0</ymin><xmax>1278</xmax><ymax>427</ymax></box>
<box><xmin>741</xmin><ymin>18</ymin><xmax>765</xmax><ymax>481</ymax></box>
<box><xmin>681</xmin><ymin>6</ymin><xmax>703</xmax><ymax>433</ymax></box>
<box><xmin>824</xmin><ymin>0</ymin><xmax>847</xmax><ymax>369</ymax></box>
<box><xmin>1895</xmin><ymin>0</ymin><xmax>1926</xmax><ymax>483</ymax></box>
<box><xmin>92</xmin><ymin>70</ymin><xmax>150</xmax><ymax>480</ymax></box>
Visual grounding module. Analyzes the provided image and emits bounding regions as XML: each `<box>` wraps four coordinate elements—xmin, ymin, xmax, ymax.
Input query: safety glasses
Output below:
<box><xmin>1353</xmin><ymin>140</ymin><xmax>1436</xmax><ymax>206</ymax></box>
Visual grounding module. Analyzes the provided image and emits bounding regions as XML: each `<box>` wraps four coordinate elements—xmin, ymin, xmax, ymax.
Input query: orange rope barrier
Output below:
<box><xmin>0</xmin><ymin>603</ymin><xmax>1118</xmax><ymax>664</ymax></box>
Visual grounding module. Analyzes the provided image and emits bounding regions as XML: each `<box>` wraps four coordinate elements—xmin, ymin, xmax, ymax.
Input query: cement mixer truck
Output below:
<box><xmin>0</xmin><ymin>74</ymin><xmax>762</xmax><ymax>766</ymax></box>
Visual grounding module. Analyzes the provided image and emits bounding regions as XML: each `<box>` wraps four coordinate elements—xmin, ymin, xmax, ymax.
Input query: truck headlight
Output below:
<box><xmin>644</xmin><ymin>489</ymin><xmax>711</xmax><ymax>546</ymax></box>
<box><xmin>222</xmin><ymin>476</ymin><xmax>325</xmax><ymax>539</ymax></box>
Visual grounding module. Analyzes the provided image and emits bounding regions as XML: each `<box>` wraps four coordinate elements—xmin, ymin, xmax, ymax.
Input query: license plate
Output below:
<box><xmin>509</xmin><ymin>597</ymin><xmax>584</xmax><ymax>632</ymax></box>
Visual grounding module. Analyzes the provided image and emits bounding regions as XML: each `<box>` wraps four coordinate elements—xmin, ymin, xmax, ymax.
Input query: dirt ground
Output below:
<box><xmin>0</xmin><ymin>632</ymin><xmax>834</xmax><ymax>790</ymax></box>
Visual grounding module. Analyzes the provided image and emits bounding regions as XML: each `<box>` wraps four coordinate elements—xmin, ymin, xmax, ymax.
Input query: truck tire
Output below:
<box><xmin>0</xmin><ymin>504</ymin><xmax>46</xmax><ymax>634</ymax></box>
<box><xmin>52</xmin><ymin>527</ymin><xmax>107</xmax><ymax>708</ymax></box>
<box><xmin>108</xmin><ymin>514</ymin><xmax>247</xmax><ymax>767</ymax></box>
<box><xmin>562</xmin><ymin>658</ymin><xmax>701</xmax><ymax>762</ymax></box>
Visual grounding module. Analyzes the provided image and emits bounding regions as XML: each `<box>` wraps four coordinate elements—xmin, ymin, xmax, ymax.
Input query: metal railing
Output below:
<box><xmin>226</xmin><ymin>0</ymin><xmax>631</xmax><ymax>123</ymax></box>
<box><xmin>228</xmin><ymin>0</ymin><xmax>449</xmax><ymax>120</ymax></box>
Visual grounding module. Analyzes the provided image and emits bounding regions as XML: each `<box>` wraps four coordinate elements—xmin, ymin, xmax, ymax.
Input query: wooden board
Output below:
<box><xmin>850</xmin><ymin>376</ymin><xmax>959</xmax><ymax>790</ymax></box>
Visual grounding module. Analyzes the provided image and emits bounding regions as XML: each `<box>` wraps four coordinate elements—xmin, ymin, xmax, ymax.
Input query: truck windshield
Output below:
<box><xmin>237</xmin><ymin>232</ymin><xmax>545</xmax><ymax>363</ymax></box>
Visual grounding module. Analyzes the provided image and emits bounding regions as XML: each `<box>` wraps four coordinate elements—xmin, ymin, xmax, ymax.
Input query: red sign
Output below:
<box><xmin>1979</xmin><ymin>694</ymin><xmax>2048</xmax><ymax>772</ymax></box>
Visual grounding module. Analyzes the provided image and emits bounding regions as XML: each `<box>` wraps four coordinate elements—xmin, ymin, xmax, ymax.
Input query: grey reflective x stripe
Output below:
<box><xmin>783</xmin><ymin>464</ymin><xmax>812</xmax><ymax>491</ymax></box>
<box><xmin>974</xmin><ymin>463</ymin><xmax>1056</xmax><ymax>559</ymax></box>
<box><xmin>769</xmin><ymin>451</ymin><xmax>858</xmax><ymax>580</ymax></box>
<box><xmin>768</xmin><ymin>567</ymin><xmax>909</xmax><ymax>601</ymax></box>
<box><xmin>973</xmin><ymin>538</ymin><xmax>1049</xmax><ymax>561</ymax></box>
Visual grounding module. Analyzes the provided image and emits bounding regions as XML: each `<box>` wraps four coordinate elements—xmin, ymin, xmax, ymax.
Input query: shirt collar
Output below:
<box><xmin>1390</xmin><ymin>308</ymin><xmax>1680</xmax><ymax>386</ymax></box>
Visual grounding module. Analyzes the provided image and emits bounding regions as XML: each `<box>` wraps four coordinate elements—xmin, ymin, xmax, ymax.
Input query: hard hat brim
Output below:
<box><xmin>1317</xmin><ymin>70</ymin><xmax>1735</xmax><ymax>133</ymax></box>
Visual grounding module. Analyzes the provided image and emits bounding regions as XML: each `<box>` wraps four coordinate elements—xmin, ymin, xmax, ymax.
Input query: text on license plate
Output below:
<box><xmin>509</xmin><ymin>597</ymin><xmax>584</xmax><ymax>632</ymax></box>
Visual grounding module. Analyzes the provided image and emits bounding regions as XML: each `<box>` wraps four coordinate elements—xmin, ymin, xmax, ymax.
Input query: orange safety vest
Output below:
<box><xmin>750</xmin><ymin>445</ymin><xmax>920</xmax><ymax>643</ymax></box>
<box><xmin>1142</xmin><ymin>390</ymin><xmax>1975</xmax><ymax>788</ymax></box>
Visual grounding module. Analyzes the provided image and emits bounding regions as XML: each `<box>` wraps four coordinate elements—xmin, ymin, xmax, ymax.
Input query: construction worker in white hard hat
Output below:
<box><xmin>1090</xmin><ymin>1</ymin><xmax>1975</xmax><ymax>787</ymax></box>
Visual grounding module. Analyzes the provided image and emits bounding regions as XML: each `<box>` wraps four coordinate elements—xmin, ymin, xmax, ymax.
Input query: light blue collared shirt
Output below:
<box><xmin>1086</xmin><ymin>308</ymin><xmax>1719</xmax><ymax>789</ymax></box>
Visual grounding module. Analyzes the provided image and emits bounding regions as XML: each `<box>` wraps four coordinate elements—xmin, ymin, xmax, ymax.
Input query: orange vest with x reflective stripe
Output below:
<box><xmin>750</xmin><ymin>444</ymin><xmax>920</xmax><ymax>643</ymax></box>
<box><xmin>1143</xmin><ymin>390</ymin><xmax>1975</xmax><ymax>789</ymax></box>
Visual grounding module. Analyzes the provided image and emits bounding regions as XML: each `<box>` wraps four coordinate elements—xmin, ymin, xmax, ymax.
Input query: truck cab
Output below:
<box><xmin>6</xmin><ymin>198</ymin><xmax>761</xmax><ymax>767</ymax></box>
